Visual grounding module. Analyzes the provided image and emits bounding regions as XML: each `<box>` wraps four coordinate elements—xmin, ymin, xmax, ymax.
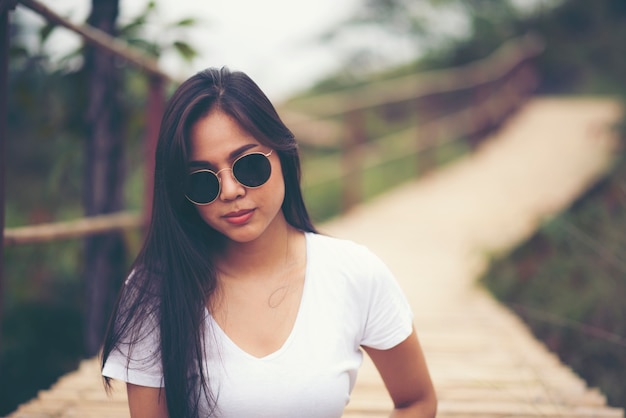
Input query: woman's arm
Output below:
<box><xmin>363</xmin><ymin>328</ymin><xmax>437</xmax><ymax>418</ymax></box>
<box><xmin>126</xmin><ymin>383</ymin><xmax>169</xmax><ymax>418</ymax></box>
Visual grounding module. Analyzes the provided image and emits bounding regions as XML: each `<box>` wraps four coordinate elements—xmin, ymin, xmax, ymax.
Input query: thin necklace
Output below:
<box><xmin>267</xmin><ymin>231</ymin><xmax>296</xmax><ymax>309</ymax></box>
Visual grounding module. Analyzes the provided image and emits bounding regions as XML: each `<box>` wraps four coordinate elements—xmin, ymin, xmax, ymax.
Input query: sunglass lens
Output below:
<box><xmin>233</xmin><ymin>153</ymin><xmax>272</xmax><ymax>187</ymax></box>
<box><xmin>186</xmin><ymin>171</ymin><xmax>220</xmax><ymax>204</ymax></box>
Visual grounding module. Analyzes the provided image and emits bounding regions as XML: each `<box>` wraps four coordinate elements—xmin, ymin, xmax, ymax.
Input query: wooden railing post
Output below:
<box><xmin>416</xmin><ymin>94</ymin><xmax>441</xmax><ymax>176</ymax></box>
<box><xmin>342</xmin><ymin>108</ymin><xmax>366</xmax><ymax>212</ymax></box>
<box><xmin>470</xmin><ymin>83</ymin><xmax>490</xmax><ymax>148</ymax></box>
<box><xmin>516</xmin><ymin>60</ymin><xmax>539</xmax><ymax>102</ymax></box>
<box><xmin>143</xmin><ymin>75</ymin><xmax>165</xmax><ymax>227</ymax></box>
<box><xmin>0</xmin><ymin>0</ymin><xmax>16</xmax><ymax>352</ymax></box>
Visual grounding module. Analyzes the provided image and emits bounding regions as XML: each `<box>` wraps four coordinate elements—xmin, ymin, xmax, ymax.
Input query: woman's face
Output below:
<box><xmin>187</xmin><ymin>109</ymin><xmax>286</xmax><ymax>244</ymax></box>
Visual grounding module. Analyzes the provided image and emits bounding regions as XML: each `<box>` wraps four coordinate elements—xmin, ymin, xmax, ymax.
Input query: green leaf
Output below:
<box><xmin>174</xmin><ymin>18</ymin><xmax>196</xmax><ymax>27</ymax></box>
<box><xmin>39</xmin><ymin>23</ymin><xmax>56</xmax><ymax>45</ymax></box>
<box><xmin>119</xmin><ymin>16</ymin><xmax>147</xmax><ymax>37</ymax></box>
<box><xmin>172</xmin><ymin>41</ymin><xmax>197</xmax><ymax>61</ymax></box>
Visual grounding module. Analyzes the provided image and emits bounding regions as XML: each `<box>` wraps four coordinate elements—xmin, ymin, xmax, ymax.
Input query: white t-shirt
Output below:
<box><xmin>103</xmin><ymin>232</ymin><xmax>414</xmax><ymax>417</ymax></box>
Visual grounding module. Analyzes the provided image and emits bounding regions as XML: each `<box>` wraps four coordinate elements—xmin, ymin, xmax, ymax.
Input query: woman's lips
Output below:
<box><xmin>223</xmin><ymin>209</ymin><xmax>255</xmax><ymax>225</ymax></box>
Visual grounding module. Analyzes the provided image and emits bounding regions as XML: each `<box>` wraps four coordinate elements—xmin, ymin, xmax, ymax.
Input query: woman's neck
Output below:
<box><xmin>217</xmin><ymin>215</ymin><xmax>304</xmax><ymax>281</ymax></box>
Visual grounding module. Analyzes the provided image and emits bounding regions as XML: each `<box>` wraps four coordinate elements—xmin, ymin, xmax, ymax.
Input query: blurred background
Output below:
<box><xmin>2</xmin><ymin>0</ymin><xmax>626</xmax><ymax>414</ymax></box>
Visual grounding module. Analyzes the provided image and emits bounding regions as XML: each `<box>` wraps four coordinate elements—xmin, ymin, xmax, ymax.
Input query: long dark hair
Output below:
<box><xmin>101</xmin><ymin>67</ymin><xmax>316</xmax><ymax>417</ymax></box>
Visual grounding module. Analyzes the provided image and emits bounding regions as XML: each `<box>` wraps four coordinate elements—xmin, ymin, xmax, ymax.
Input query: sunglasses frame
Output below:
<box><xmin>185</xmin><ymin>150</ymin><xmax>273</xmax><ymax>205</ymax></box>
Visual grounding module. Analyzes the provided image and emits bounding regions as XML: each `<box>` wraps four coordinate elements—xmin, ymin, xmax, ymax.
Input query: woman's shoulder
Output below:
<box><xmin>306</xmin><ymin>232</ymin><xmax>388</xmax><ymax>276</ymax></box>
<box><xmin>304</xmin><ymin>233</ymin><xmax>406</xmax><ymax>316</ymax></box>
<box><xmin>306</xmin><ymin>232</ymin><xmax>370</xmax><ymax>258</ymax></box>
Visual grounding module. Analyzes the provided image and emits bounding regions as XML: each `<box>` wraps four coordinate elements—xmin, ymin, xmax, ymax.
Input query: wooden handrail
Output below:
<box><xmin>1</xmin><ymin>0</ymin><xmax>13</xmax><ymax>349</ymax></box>
<box><xmin>284</xmin><ymin>33</ymin><xmax>544</xmax><ymax>118</ymax></box>
<box><xmin>3</xmin><ymin>211</ymin><xmax>143</xmax><ymax>246</ymax></box>
<box><xmin>302</xmin><ymin>67</ymin><xmax>536</xmax><ymax>192</ymax></box>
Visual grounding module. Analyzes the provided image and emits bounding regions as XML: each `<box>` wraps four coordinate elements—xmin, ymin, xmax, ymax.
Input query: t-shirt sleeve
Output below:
<box><xmin>359</xmin><ymin>248</ymin><xmax>414</xmax><ymax>350</ymax></box>
<box><xmin>101</xmin><ymin>289</ymin><xmax>164</xmax><ymax>387</ymax></box>
<box><xmin>102</xmin><ymin>329</ymin><xmax>164</xmax><ymax>387</ymax></box>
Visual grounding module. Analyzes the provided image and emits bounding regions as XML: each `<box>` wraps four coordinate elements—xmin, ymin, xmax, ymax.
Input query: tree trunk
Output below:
<box><xmin>83</xmin><ymin>0</ymin><xmax>126</xmax><ymax>357</ymax></box>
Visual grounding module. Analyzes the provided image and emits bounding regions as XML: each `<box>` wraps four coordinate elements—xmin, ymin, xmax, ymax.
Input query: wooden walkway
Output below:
<box><xmin>7</xmin><ymin>97</ymin><xmax>625</xmax><ymax>417</ymax></box>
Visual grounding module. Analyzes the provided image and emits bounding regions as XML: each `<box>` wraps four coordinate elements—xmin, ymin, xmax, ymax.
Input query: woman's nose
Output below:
<box><xmin>218</xmin><ymin>169</ymin><xmax>245</xmax><ymax>201</ymax></box>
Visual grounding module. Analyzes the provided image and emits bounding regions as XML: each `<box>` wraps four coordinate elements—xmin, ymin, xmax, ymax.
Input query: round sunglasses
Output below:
<box><xmin>184</xmin><ymin>150</ymin><xmax>273</xmax><ymax>205</ymax></box>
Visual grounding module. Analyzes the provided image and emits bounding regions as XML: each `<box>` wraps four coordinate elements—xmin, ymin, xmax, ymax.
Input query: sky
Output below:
<box><xmin>15</xmin><ymin>0</ymin><xmax>388</xmax><ymax>101</ymax></box>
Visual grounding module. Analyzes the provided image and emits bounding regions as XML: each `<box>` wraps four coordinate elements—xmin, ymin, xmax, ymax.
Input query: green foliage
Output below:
<box><xmin>424</xmin><ymin>0</ymin><xmax>626</xmax><ymax>94</ymax></box>
<box><xmin>172</xmin><ymin>41</ymin><xmax>196</xmax><ymax>62</ymax></box>
<box><xmin>315</xmin><ymin>0</ymin><xmax>626</xmax><ymax>97</ymax></box>
<box><xmin>317</xmin><ymin>0</ymin><xmax>538</xmax><ymax>82</ymax></box>
<box><xmin>118</xmin><ymin>0</ymin><xmax>199</xmax><ymax>62</ymax></box>
<box><xmin>481</xmin><ymin>134</ymin><xmax>626</xmax><ymax>408</ymax></box>
<box><xmin>348</xmin><ymin>0</ymin><xmax>430</xmax><ymax>37</ymax></box>
<box><xmin>7</xmin><ymin>60</ymin><xmax>85</xmax><ymax>223</ymax></box>
<box><xmin>532</xmin><ymin>0</ymin><xmax>626</xmax><ymax>94</ymax></box>
<box><xmin>303</xmin><ymin>177</ymin><xmax>343</xmax><ymax>223</ymax></box>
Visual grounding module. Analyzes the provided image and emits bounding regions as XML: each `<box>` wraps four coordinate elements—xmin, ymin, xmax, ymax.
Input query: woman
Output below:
<box><xmin>101</xmin><ymin>67</ymin><xmax>437</xmax><ymax>417</ymax></box>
